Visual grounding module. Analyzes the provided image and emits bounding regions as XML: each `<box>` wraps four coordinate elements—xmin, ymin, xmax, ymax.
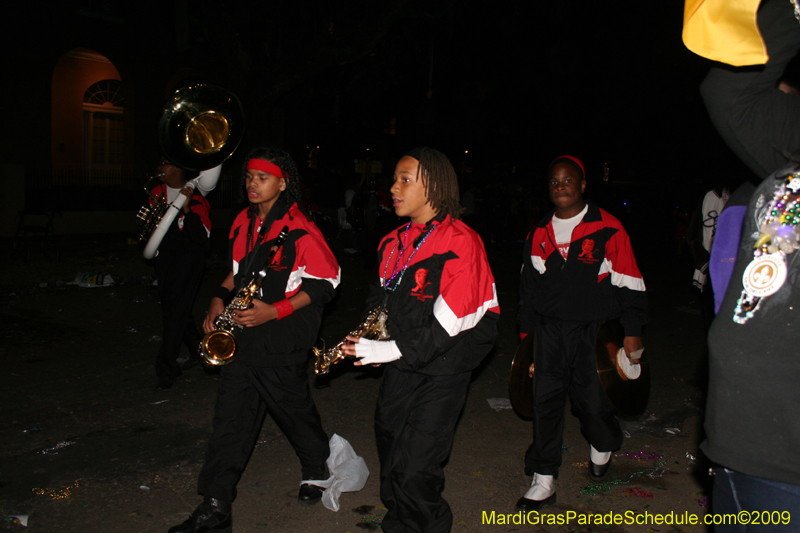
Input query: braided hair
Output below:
<box><xmin>239</xmin><ymin>147</ymin><xmax>306</xmax><ymax>215</ymax></box>
<box><xmin>408</xmin><ymin>146</ymin><xmax>463</xmax><ymax>220</ymax></box>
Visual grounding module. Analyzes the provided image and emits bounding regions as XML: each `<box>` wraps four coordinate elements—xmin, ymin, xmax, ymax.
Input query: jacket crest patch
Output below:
<box><xmin>411</xmin><ymin>268</ymin><xmax>433</xmax><ymax>301</ymax></box>
<box><xmin>270</xmin><ymin>248</ymin><xmax>288</xmax><ymax>271</ymax></box>
<box><xmin>577</xmin><ymin>238</ymin><xmax>600</xmax><ymax>264</ymax></box>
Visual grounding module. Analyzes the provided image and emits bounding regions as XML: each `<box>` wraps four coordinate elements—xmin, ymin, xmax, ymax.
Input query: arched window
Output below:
<box><xmin>83</xmin><ymin>79</ymin><xmax>124</xmax><ymax>174</ymax></box>
<box><xmin>84</xmin><ymin>79</ymin><xmax>124</xmax><ymax>107</ymax></box>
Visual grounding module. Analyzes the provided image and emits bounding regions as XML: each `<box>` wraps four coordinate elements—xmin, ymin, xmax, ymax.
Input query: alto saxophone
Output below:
<box><xmin>313</xmin><ymin>306</ymin><xmax>389</xmax><ymax>375</ymax></box>
<box><xmin>199</xmin><ymin>226</ymin><xmax>289</xmax><ymax>366</ymax></box>
<box><xmin>136</xmin><ymin>173</ymin><xmax>167</xmax><ymax>242</ymax></box>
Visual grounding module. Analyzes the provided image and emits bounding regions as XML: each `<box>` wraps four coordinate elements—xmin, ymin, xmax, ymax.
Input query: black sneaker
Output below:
<box><xmin>298</xmin><ymin>483</ymin><xmax>324</xmax><ymax>505</ymax></box>
<box><xmin>168</xmin><ymin>497</ymin><xmax>232</xmax><ymax>533</ymax></box>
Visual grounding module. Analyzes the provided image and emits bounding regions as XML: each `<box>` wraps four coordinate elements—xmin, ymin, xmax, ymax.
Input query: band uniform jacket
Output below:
<box><xmin>148</xmin><ymin>184</ymin><xmax>211</xmax><ymax>255</ymax></box>
<box><xmin>228</xmin><ymin>203</ymin><xmax>341</xmax><ymax>366</ymax></box>
<box><xmin>365</xmin><ymin>215</ymin><xmax>500</xmax><ymax>375</ymax></box>
<box><xmin>519</xmin><ymin>201</ymin><xmax>647</xmax><ymax>337</ymax></box>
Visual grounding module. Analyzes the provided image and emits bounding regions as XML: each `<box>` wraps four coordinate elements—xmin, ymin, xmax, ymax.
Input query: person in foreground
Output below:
<box><xmin>516</xmin><ymin>155</ymin><xmax>647</xmax><ymax>511</ymax></box>
<box><xmin>341</xmin><ymin>147</ymin><xmax>500</xmax><ymax>533</ymax></box>
<box><xmin>168</xmin><ymin>147</ymin><xmax>340</xmax><ymax>533</ymax></box>
<box><xmin>702</xmin><ymin>164</ymin><xmax>800</xmax><ymax>533</ymax></box>
<box><xmin>683</xmin><ymin>1</ymin><xmax>800</xmax><ymax>527</ymax></box>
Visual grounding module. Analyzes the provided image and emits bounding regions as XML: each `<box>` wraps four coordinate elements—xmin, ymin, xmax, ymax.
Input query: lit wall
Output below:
<box><xmin>51</xmin><ymin>49</ymin><xmax>121</xmax><ymax>170</ymax></box>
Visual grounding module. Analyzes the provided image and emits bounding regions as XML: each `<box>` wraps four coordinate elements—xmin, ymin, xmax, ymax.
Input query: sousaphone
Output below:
<box><xmin>140</xmin><ymin>84</ymin><xmax>245</xmax><ymax>260</ymax></box>
<box><xmin>509</xmin><ymin>319</ymin><xmax>650</xmax><ymax>419</ymax></box>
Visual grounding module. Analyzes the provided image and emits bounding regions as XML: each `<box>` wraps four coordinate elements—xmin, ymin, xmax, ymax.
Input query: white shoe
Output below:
<box><xmin>524</xmin><ymin>473</ymin><xmax>555</xmax><ymax>500</ymax></box>
<box><xmin>590</xmin><ymin>445</ymin><xmax>611</xmax><ymax>465</ymax></box>
<box><xmin>515</xmin><ymin>473</ymin><xmax>556</xmax><ymax>510</ymax></box>
<box><xmin>589</xmin><ymin>445</ymin><xmax>612</xmax><ymax>481</ymax></box>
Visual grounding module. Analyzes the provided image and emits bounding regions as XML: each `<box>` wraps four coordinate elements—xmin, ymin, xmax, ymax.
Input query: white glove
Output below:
<box><xmin>353</xmin><ymin>338</ymin><xmax>402</xmax><ymax>365</ymax></box>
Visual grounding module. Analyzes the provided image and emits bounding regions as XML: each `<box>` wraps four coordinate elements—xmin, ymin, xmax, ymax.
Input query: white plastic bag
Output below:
<box><xmin>302</xmin><ymin>433</ymin><xmax>369</xmax><ymax>512</ymax></box>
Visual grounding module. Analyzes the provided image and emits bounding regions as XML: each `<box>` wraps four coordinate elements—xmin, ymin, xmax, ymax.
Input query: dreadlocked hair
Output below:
<box><xmin>412</xmin><ymin>146</ymin><xmax>464</xmax><ymax>220</ymax></box>
<box><xmin>239</xmin><ymin>147</ymin><xmax>307</xmax><ymax>216</ymax></box>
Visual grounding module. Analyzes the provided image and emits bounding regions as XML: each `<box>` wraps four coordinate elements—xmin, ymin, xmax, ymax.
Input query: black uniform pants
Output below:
<box><xmin>375</xmin><ymin>365</ymin><xmax>471</xmax><ymax>533</ymax></box>
<box><xmin>524</xmin><ymin>319</ymin><xmax>622</xmax><ymax>478</ymax></box>
<box><xmin>198</xmin><ymin>361</ymin><xmax>329</xmax><ymax>502</ymax></box>
<box><xmin>155</xmin><ymin>252</ymin><xmax>204</xmax><ymax>381</ymax></box>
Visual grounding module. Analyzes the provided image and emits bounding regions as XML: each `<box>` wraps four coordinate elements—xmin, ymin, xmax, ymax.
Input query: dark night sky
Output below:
<box><xmin>237</xmin><ymin>1</ymin><xmax>755</xmax><ymax>191</ymax></box>
<box><xmin>233</xmin><ymin>0</ymin><xmax>757</xmax><ymax>218</ymax></box>
<box><xmin>2</xmin><ymin>0</ymin><xmax>767</xmax><ymax>219</ymax></box>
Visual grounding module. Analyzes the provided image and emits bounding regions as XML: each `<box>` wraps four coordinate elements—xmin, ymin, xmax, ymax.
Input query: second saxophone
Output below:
<box><xmin>313</xmin><ymin>305</ymin><xmax>390</xmax><ymax>375</ymax></box>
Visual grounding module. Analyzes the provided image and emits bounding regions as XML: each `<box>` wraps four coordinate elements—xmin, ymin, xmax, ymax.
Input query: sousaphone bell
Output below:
<box><xmin>157</xmin><ymin>83</ymin><xmax>245</xmax><ymax>172</ymax></box>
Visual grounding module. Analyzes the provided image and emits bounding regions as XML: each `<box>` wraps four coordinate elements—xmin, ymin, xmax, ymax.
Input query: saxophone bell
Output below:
<box><xmin>199</xmin><ymin>302</ymin><xmax>245</xmax><ymax>366</ymax></box>
<box><xmin>199</xmin><ymin>329</ymin><xmax>238</xmax><ymax>366</ymax></box>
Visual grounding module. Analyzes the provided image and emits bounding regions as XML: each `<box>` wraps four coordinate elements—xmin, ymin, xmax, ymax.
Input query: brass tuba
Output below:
<box><xmin>139</xmin><ymin>84</ymin><xmax>245</xmax><ymax>259</ymax></box>
<box><xmin>199</xmin><ymin>226</ymin><xmax>290</xmax><ymax>366</ymax></box>
<box><xmin>313</xmin><ymin>306</ymin><xmax>390</xmax><ymax>375</ymax></box>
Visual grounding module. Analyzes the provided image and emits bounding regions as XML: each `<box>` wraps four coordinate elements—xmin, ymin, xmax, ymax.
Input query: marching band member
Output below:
<box><xmin>168</xmin><ymin>147</ymin><xmax>340</xmax><ymax>533</ymax></box>
<box><xmin>515</xmin><ymin>155</ymin><xmax>647</xmax><ymax>510</ymax></box>
<box><xmin>342</xmin><ymin>147</ymin><xmax>500</xmax><ymax>533</ymax></box>
<box><xmin>152</xmin><ymin>158</ymin><xmax>212</xmax><ymax>390</ymax></box>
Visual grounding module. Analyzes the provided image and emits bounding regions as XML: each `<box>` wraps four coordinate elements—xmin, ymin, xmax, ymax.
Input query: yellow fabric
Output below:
<box><xmin>682</xmin><ymin>0</ymin><xmax>767</xmax><ymax>66</ymax></box>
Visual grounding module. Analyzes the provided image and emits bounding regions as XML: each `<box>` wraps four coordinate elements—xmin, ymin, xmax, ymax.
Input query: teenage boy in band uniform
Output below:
<box><xmin>342</xmin><ymin>147</ymin><xmax>500</xmax><ymax>533</ymax></box>
<box><xmin>168</xmin><ymin>148</ymin><xmax>340</xmax><ymax>533</ymax></box>
<box><xmin>515</xmin><ymin>155</ymin><xmax>647</xmax><ymax>510</ymax></box>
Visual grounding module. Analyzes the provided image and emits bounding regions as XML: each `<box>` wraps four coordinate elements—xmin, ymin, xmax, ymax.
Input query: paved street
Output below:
<box><xmin>1</xmin><ymin>229</ymin><xmax>712</xmax><ymax>532</ymax></box>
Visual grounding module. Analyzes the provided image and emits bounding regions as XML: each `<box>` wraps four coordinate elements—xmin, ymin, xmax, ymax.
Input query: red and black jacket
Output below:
<box><xmin>518</xmin><ymin>201</ymin><xmax>647</xmax><ymax>336</ymax></box>
<box><xmin>148</xmin><ymin>184</ymin><xmax>211</xmax><ymax>256</ymax></box>
<box><xmin>365</xmin><ymin>215</ymin><xmax>500</xmax><ymax>375</ymax></box>
<box><xmin>228</xmin><ymin>202</ymin><xmax>341</xmax><ymax>366</ymax></box>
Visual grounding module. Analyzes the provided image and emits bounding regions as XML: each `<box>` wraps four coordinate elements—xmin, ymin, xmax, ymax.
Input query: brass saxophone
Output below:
<box><xmin>199</xmin><ymin>226</ymin><xmax>289</xmax><ymax>366</ymax></box>
<box><xmin>313</xmin><ymin>306</ymin><xmax>389</xmax><ymax>375</ymax></box>
<box><xmin>136</xmin><ymin>173</ymin><xmax>167</xmax><ymax>242</ymax></box>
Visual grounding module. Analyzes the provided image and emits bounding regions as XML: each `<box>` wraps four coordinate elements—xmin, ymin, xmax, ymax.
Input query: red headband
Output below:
<box><xmin>550</xmin><ymin>155</ymin><xmax>586</xmax><ymax>180</ymax></box>
<box><xmin>247</xmin><ymin>159</ymin><xmax>286</xmax><ymax>180</ymax></box>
